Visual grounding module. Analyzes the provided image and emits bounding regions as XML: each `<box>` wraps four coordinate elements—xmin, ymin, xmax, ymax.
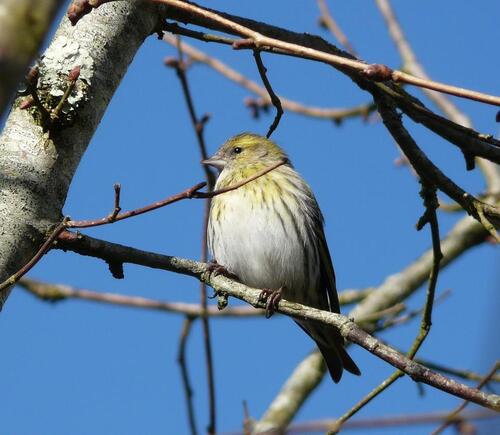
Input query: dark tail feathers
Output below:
<box><xmin>318</xmin><ymin>343</ymin><xmax>361</xmax><ymax>383</ymax></box>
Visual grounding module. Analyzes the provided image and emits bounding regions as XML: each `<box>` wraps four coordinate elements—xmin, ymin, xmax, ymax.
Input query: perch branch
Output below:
<box><xmin>52</xmin><ymin>231</ymin><xmax>500</xmax><ymax>411</ymax></box>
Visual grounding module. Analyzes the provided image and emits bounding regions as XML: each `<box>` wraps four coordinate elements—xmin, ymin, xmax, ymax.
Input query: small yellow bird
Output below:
<box><xmin>203</xmin><ymin>133</ymin><xmax>360</xmax><ymax>382</ymax></box>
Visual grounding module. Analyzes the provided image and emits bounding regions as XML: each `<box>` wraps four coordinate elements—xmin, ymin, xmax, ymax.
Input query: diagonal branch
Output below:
<box><xmin>255</xmin><ymin>213</ymin><xmax>489</xmax><ymax>432</ymax></box>
<box><xmin>52</xmin><ymin>230</ymin><xmax>500</xmax><ymax>411</ymax></box>
<box><xmin>159</xmin><ymin>0</ymin><xmax>500</xmax><ymax>106</ymax></box>
<box><xmin>162</xmin><ymin>33</ymin><xmax>374</xmax><ymax>123</ymax></box>
<box><xmin>160</xmin><ymin>1</ymin><xmax>500</xmax><ymax>168</ymax></box>
<box><xmin>432</xmin><ymin>361</ymin><xmax>500</xmax><ymax>435</ymax></box>
<box><xmin>328</xmin><ymin>181</ymin><xmax>443</xmax><ymax>433</ymax></box>
<box><xmin>374</xmin><ymin>94</ymin><xmax>500</xmax><ymax>240</ymax></box>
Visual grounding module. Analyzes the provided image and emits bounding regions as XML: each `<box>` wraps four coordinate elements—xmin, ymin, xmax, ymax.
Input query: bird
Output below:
<box><xmin>202</xmin><ymin>133</ymin><xmax>360</xmax><ymax>382</ymax></box>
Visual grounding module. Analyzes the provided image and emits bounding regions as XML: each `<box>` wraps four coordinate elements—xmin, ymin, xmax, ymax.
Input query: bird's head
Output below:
<box><xmin>202</xmin><ymin>133</ymin><xmax>288</xmax><ymax>171</ymax></box>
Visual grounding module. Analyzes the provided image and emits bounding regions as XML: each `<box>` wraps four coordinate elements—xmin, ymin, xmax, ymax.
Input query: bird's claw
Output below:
<box><xmin>259</xmin><ymin>287</ymin><xmax>284</xmax><ymax>318</ymax></box>
<box><xmin>207</xmin><ymin>261</ymin><xmax>239</xmax><ymax>281</ymax></box>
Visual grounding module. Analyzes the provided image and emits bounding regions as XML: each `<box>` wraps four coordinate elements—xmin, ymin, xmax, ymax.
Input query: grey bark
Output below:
<box><xmin>0</xmin><ymin>2</ymin><xmax>163</xmax><ymax>309</ymax></box>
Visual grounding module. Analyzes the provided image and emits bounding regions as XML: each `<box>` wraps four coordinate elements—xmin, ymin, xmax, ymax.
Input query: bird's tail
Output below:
<box><xmin>296</xmin><ymin>320</ymin><xmax>361</xmax><ymax>383</ymax></box>
<box><xmin>317</xmin><ymin>341</ymin><xmax>361</xmax><ymax>383</ymax></box>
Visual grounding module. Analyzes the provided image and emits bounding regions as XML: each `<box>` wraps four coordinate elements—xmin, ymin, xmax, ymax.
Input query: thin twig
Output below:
<box><xmin>255</xmin><ymin>216</ymin><xmax>490</xmax><ymax>431</ymax></box>
<box><xmin>19</xmin><ymin>276</ymin><xmax>371</xmax><ymax>314</ymax></box>
<box><xmin>53</xmin><ymin>232</ymin><xmax>500</xmax><ymax>411</ymax></box>
<box><xmin>163</xmin><ymin>33</ymin><xmax>373</xmax><ymax>123</ymax></box>
<box><xmin>66</xmin><ymin>181</ymin><xmax>207</xmax><ymax>228</ymax></box>
<box><xmin>316</xmin><ymin>0</ymin><xmax>357</xmax><ymax>56</ymax></box>
<box><xmin>221</xmin><ymin>409</ymin><xmax>498</xmax><ymax>434</ymax></box>
<box><xmin>170</xmin><ymin>36</ymin><xmax>217</xmax><ymax>435</ymax></box>
<box><xmin>419</xmin><ymin>359</ymin><xmax>500</xmax><ymax>384</ymax></box>
<box><xmin>0</xmin><ymin>158</ymin><xmax>287</xmax><ymax>293</ymax></box>
<box><xmin>375</xmin><ymin>95</ymin><xmax>500</xmax><ymax>240</ymax></box>
<box><xmin>377</xmin><ymin>288</ymin><xmax>451</xmax><ymax>331</ymax></box>
<box><xmin>177</xmin><ymin>316</ymin><xmax>198</xmax><ymax>435</ymax></box>
<box><xmin>242</xmin><ymin>400</ymin><xmax>252</xmax><ymax>435</ymax></box>
<box><xmin>160</xmin><ymin>2</ymin><xmax>500</xmax><ymax>168</ymax></box>
<box><xmin>0</xmin><ymin>222</ymin><xmax>66</xmax><ymax>292</ymax></box>
<box><xmin>374</xmin><ymin>0</ymin><xmax>470</xmax><ymax>127</ymax></box>
<box><xmin>157</xmin><ymin>0</ymin><xmax>500</xmax><ymax>106</ymax></box>
<box><xmin>432</xmin><ymin>361</ymin><xmax>500</xmax><ymax>435</ymax></box>
<box><xmin>200</xmin><ymin>204</ymin><xmax>217</xmax><ymax>435</ymax></box>
<box><xmin>18</xmin><ymin>277</ymin><xmax>263</xmax><ymax>317</ymax></box>
<box><xmin>252</xmin><ymin>49</ymin><xmax>283</xmax><ymax>137</ymax></box>
<box><xmin>328</xmin><ymin>181</ymin><xmax>443</xmax><ymax>434</ymax></box>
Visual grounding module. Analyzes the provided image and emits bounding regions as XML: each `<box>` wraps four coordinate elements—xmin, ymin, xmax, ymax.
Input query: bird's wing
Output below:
<box><xmin>316</xmin><ymin>227</ymin><xmax>340</xmax><ymax>314</ymax></box>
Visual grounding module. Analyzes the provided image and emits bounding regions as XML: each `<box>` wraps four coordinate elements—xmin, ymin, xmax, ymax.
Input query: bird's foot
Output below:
<box><xmin>207</xmin><ymin>261</ymin><xmax>239</xmax><ymax>281</ymax></box>
<box><xmin>259</xmin><ymin>287</ymin><xmax>284</xmax><ymax>319</ymax></box>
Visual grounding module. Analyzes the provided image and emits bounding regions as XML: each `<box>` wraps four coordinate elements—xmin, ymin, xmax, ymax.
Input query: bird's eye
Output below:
<box><xmin>233</xmin><ymin>147</ymin><xmax>242</xmax><ymax>154</ymax></box>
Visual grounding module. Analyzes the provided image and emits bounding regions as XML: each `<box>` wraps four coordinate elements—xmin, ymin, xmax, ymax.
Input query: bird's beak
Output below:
<box><xmin>202</xmin><ymin>154</ymin><xmax>226</xmax><ymax>169</ymax></box>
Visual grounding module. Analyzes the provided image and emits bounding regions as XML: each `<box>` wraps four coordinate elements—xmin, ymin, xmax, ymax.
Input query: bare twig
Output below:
<box><xmin>19</xmin><ymin>276</ymin><xmax>371</xmax><ymax>314</ymax></box>
<box><xmin>161</xmin><ymin>2</ymin><xmax>500</xmax><ymax>169</ymax></box>
<box><xmin>252</xmin><ymin>49</ymin><xmax>283</xmax><ymax>137</ymax></box>
<box><xmin>242</xmin><ymin>400</ymin><xmax>252</xmax><ymax>435</ymax></box>
<box><xmin>0</xmin><ymin>222</ymin><xmax>67</xmax><ymax>293</ymax></box>
<box><xmin>53</xmin><ymin>231</ymin><xmax>500</xmax><ymax>411</ymax></box>
<box><xmin>375</xmin><ymin>95</ymin><xmax>500</xmax><ymax>240</ymax></box>
<box><xmin>158</xmin><ymin>0</ymin><xmax>500</xmax><ymax>106</ymax></box>
<box><xmin>162</xmin><ymin>34</ymin><xmax>374</xmax><ymax>124</ymax></box>
<box><xmin>223</xmin><ymin>409</ymin><xmax>498</xmax><ymax>434</ymax></box>
<box><xmin>432</xmin><ymin>361</ymin><xmax>500</xmax><ymax>435</ymax></box>
<box><xmin>329</xmin><ymin>181</ymin><xmax>443</xmax><ymax>434</ymax></box>
<box><xmin>177</xmin><ymin>316</ymin><xmax>198</xmax><ymax>435</ymax></box>
<box><xmin>316</xmin><ymin>0</ymin><xmax>357</xmax><ymax>56</ymax></box>
<box><xmin>419</xmin><ymin>359</ymin><xmax>500</xmax><ymax>384</ymax></box>
<box><xmin>0</xmin><ymin>157</ymin><xmax>287</xmax><ymax>293</ymax></box>
<box><xmin>256</xmin><ymin>214</ymin><xmax>488</xmax><ymax>432</ymax></box>
<box><xmin>18</xmin><ymin>277</ymin><xmax>264</xmax><ymax>317</ymax></box>
<box><xmin>169</xmin><ymin>37</ymin><xmax>217</xmax><ymax>435</ymax></box>
<box><xmin>377</xmin><ymin>288</ymin><xmax>451</xmax><ymax>331</ymax></box>
<box><xmin>374</xmin><ymin>0</ymin><xmax>469</xmax><ymax>127</ymax></box>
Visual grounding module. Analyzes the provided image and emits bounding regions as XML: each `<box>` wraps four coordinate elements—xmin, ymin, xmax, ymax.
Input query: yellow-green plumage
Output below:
<box><xmin>204</xmin><ymin>133</ymin><xmax>360</xmax><ymax>382</ymax></box>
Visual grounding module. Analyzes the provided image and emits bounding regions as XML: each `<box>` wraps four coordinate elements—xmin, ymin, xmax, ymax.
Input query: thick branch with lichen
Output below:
<box><xmin>0</xmin><ymin>2</ymin><xmax>165</xmax><ymax>309</ymax></box>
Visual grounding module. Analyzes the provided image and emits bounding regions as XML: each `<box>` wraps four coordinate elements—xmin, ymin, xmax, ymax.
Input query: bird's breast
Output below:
<box><xmin>208</xmin><ymin>182</ymin><xmax>319</xmax><ymax>296</ymax></box>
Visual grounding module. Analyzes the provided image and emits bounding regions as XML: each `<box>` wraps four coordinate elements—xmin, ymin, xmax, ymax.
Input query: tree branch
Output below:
<box><xmin>162</xmin><ymin>33</ymin><xmax>374</xmax><ymax>124</ymax></box>
<box><xmin>0</xmin><ymin>1</ymin><xmax>165</xmax><ymax>309</ymax></box>
<box><xmin>177</xmin><ymin>316</ymin><xmax>198</xmax><ymax>435</ymax></box>
<box><xmin>328</xmin><ymin>181</ymin><xmax>443</xmax><ymax>433</ymax></box>
<box><xmin>18</xmin><ymin>277</ymin><xmax>262</xmax><ymax>317</ymax></box>
<box><xmin>160</xmin><ymin>1</ymin><xmax>500</xmax><ymax>169</ymax></box>
<box><xmin>52</xmin><ymin>230</ymin><xmax>500</xmax><ymax>411</ymax></box>
<box><xmin>255</xmin><ymin>213</ymin><xmax>489</xmax><ymax>432</ymax></box>
<box><xmin>168</xmin><ymin>37</ymin><xmax>217</xmax><ymax>434</ymax></box>
<box><xmin>432</xmin><ymin>361</ymin><xmax>500</xmax><ymax>435</ymax></box>
<box><xmin>159</xmin><ymin>0</ymin><xmax>500</xmax><ymax>106</ymax></box>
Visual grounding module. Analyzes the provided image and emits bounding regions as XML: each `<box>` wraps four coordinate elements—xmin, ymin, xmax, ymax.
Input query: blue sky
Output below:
<box><xmin>1</xmin><ymin>1</ymin><xmax>499</xmax><ymax>434</ymax></box>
